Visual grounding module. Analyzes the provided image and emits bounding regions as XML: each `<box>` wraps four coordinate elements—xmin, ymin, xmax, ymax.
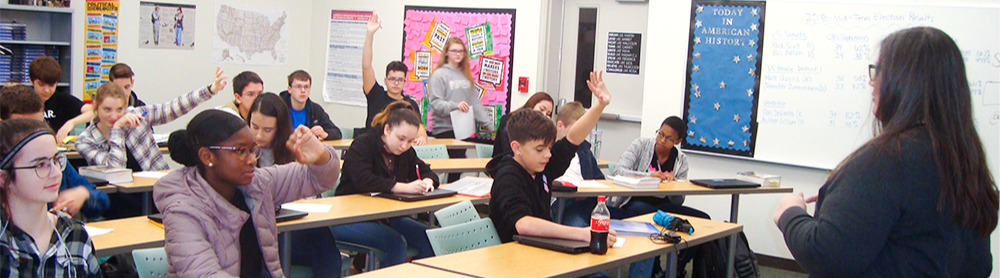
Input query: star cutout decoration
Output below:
<box><xmin>694</xmin><ymin>37</ymin><xmax>701</xmax><ymax>44</ymax></box>
<box><xmin>750</xmin><ymin>23</ymin><xmax>758</xmax><ymax>31</ymax></box>
<box><xmin>697</xmin><ymin>5</ymin><xmax>704</xmax><ymax>13</ymax></box>
<box><xmin>713</xmin><ymin>138</ymin><xmax>720</xmax><ymax>145</ymax></box>
<box><xmin>742</xmin><ymin>125</ymin><xmax>749</xmax><ymax>132</ymax></box>
<box><xmin>751</xmin><ymin>8</ymin><xmax>758</xmax><ymax>16</ymax></box>
<box><xmin>728</xmin><ymin>140</ymin><xmax>735</xmax><ymax>147</ymax></box>
<box><xmin>695</xmin><ymin>20</ymin><xmax>703</xmax><ymax>28</ymax></box>
<box><xmin>748</xmin><ymin>68</ymin><xmax>756</xmax><ymax>76</ymax></box>
<box><xmin>747</xmin><ymin>54</ymin><xmax>754</xmax><ymax>61</ymax></box>
<box><xmin>692</xmin><ymin>84</ymin><xmax>699</xmax><ymax>91</ymax></box>
<box><xmin>690</xmin><ymin>116</ymin><xmax>697</xmax><ymax>124</ymax></box>
<box><xmin>688</xmin><ymin>131</ymin><xmax>695</xmax><ymax>137</ymax></box>
<box><xmin>733</xmin><ymin>114</ymin><xmax>741</xmax><ymax>122</ymax></box>
<box><xmin>733</xmin><ymin>55</ymin><xmax>741</xmax><ymax>63</ymax></box>
<box><xmin>748</xmin><ymin>39</ymin><xmax>756</xmax><ymax>46</ymax></box>
<box><xmin>699</xmin><ymin>137</ymin><xmax>706</xmax><ymax>143</ymax></box>
<box><xmin>719</xmin><ymin>81</ymin><xmax>726</xmax><ymax>89</ymax></box>
<box><xmin>693</xmin><ymin>65</ymin><xmax>700</xmax><ymax>72</ymax></box>
<box><xmin>694</xmin><ymin>90</ymin><xmax>701</xmax><ymax>98</ymax></box>
<box><xmin>693</xmin><ymin>52</ymin><xmax>701</xmax><ymax>59</ymax></box>
<box><xmin>746</xmin><ymin>88</ymin><xmax>754</xmax><ymax>97</ymax></box>
<box><xmin>714</xmin><ymin>102</ymin><xmax>721</xmax><ymax>110</ymax></box>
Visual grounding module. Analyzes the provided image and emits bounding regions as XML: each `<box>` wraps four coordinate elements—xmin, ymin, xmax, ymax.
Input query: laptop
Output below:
<box><xmin>374</xmin><ymin>188</ymin><xmax>457</xmax><ymax>202</ymax></box>
<box><xmin>513</xmin><ymin>235</ymin><xmax>590</xmax><ymax>254</ymax></box>
<box><xmin>691</xmin><ymin>179</ymin><xmax>760</xmax><ymax>189</ymax></box>
<box><xmin>147</xmin><ymin>208</ymin><xmax>308</xmax><ymax>223</ymax></box>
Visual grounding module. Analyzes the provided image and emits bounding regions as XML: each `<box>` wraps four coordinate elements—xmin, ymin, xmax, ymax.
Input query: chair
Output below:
<box><xmin>475</xmin><ymin>144</ymin><xmax>493</xmax><ymax>158</ymax></box>
<box><xmin>132</xmin><ymin>247</ymin><xmax>168</xmax><ymax>278</ymax></box>
<box><xmin>434</xmin><ymin>200</ymin><xmax>479</xmax><ymax>227</ymax></box>
<box><xmin>425</xmin><ymin>218</ymin><xmax>501</xmax><ymax>256</ymax></box>
<box><xmin>412</xmin><ymin>144</ymin><xmax>449</xmax><ymax>160</ymax></box>
<box><xmin>339</xmin><ymin>127</ymin><xmax>354</xmax><ymax>139</ymax></box>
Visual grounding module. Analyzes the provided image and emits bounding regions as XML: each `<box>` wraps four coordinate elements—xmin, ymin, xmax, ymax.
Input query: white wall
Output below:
<box><xmin>644</xmin><ymin>0</ymin><xmax>1000</xmax><ymax>275</ymax></box>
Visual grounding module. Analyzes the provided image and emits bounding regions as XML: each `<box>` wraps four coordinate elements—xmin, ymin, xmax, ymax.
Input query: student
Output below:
<box><xmin>279</xmin><ymin>70</ymin><xmax>343</xmax><ymax>140</ymax></box>
<box><xmin>0</xmin><ymin>119</ymin><xmax>101</xmax><ymax>277</ymax></box>
<box><xmin>428</xmin><ymin>37</ymin><xmax>494</xmax><ymax>182</ymax></box>
<box><xmin>155</xmin><ymin>110</ymin><xmax>340</xmax><ymax>277</ymax></box>
<box><xmin>333</xmin><ymin>100</ymin><xmax>437</xmax><ymax>268</ymax></box>
<box><xmin>487</xmin><ymin>70</ymin><xmax>614</xmax><ymax>244</ymax></box>
<box><xmin>29</xmin><ymin>56</ymin><xmax>93</xmax><ymax>142</ymax></box>
<box><xmin>773</xmin><ymin>27</ymin><xmax>997</xmax><ymax>277</ymax></box>
<box><xmin>220</xmin><ymin>71</ymin><xmax>264</xmax><ymax>121</ymax></box>
<box><xmin>362</xmin><ymin>13</ymin><xmax>427</xmax><ymax>144</ymax></box>
<box><xmin>492</xmin><ymin>92</ymin><xmax>553</xmax><ymax>157</ymax></box>
<box><xmin>76</xmin><ymin>67</ymin><xmax>227</xmax><ymax>172</ymax></box>
<box><xmin>247</xmin><ymin>93</ymin><xmax>342</xmax><ymax>278</ymax></box>
<box><xmin>0</xmin><ymin>86</ymin><xmax>109</xmax><ymax>219</ymax></box>
<box><xmin>108</xmin><ymin>63</ymin><xmax>147</xmax><ymax>107</ymax></box>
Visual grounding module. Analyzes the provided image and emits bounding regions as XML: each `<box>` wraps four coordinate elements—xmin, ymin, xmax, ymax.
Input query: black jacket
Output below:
<box><xmin>487</xmin><ymin>138</ymin><xmax>578</xmax><ymax>242</ymax></box>
<box><xmin>492</xmin><ymin>114</ymin><xmax>512</xmax><ymax>158</ymax></box>
<box><xmin>279</xmin><ymin>91</ymin><xmax>342</xmax><ymax>140</ymax></box>
<box><xmin>336</xmin><ymin>130</ymin><xmax>439</xmax><ymax>196</ymax></box>
<box><xmin>576</xmin><ymin>140</ymin><xmax>605</xmax><ymax>180</ymax></box>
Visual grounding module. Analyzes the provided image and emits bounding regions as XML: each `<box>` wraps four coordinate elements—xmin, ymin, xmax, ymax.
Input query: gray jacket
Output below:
<box><xmin>607</xmin><ymin>137</ymin><xmax>688</xmax><ymax>208</ymax></box>
<box><xmin>427</xmin><ymin>64</ymin><xmax>494</xmax><ymax>135</ymax></box>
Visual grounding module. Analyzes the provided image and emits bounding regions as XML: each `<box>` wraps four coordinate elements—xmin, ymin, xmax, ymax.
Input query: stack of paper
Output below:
<box><xmin>611</xmin><ymin>175</ymin><xmax>661</xmax><ymax>189</ymax></box>
<box><xmin>440</xmin><ymin>177</ymin><xmax>494</xmax><ymax>197</ymax></box>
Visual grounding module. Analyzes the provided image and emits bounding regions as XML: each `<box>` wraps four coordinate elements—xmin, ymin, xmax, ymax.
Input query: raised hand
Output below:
<box><xmin>367</xmin><ymin>13</ymin><xmax>381</xmax><ymax>33</ymax></box>
<box><xmin>287</xmin><ymin>125</ymin><xmax>331</xmax><ymax>165</ymax></box>
<box><xmin>586</xmin><ymin>71</ymin><xmax>611</xmax><ymax>106</ymax></box>
<box><xmin>210</xmin><ymin>66</ymin><xmax>229</xmax><ymax>94</ymax></box>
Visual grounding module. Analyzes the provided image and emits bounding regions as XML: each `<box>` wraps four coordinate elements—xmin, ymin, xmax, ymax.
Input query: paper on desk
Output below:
<box><xmin>282</xmin><ymin>203</ymin><xmax>333</xmax><ymax>213</ymax></box>
<box><xmin>565</xmin><ymin>180</ymin><xmax>611</xmax><ymax>188</ymax></box>
<box><xmin>613</xmin><ymin>237</ymin><xmax>626</xmax><ymax>248</ymax></box>
<box><xmin>133</xmin><ymin>171</ymin><xmax>169</xmax><ymax>179</ymax></box>
<box><xmin>450</xmin><ymin>109</ymin><xmax>476</xmax><ymax>140</ymax></box>
<box><xmin>84</xmin><ymin>226</ymin><xmax>114</xmax><ymax>236</ymax></box>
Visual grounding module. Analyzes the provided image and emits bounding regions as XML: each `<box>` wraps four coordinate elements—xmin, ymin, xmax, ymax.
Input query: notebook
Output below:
<box><xmin>147</xmin><ymin>208</ymin><xmax>308</xmax><ymax>223</ymax></box>
<box><xmin>691</xmin><ymin>179</ymin><xmax>761</xmax><ymax>189</ymax></box>
<box><xmin>513</xmin><ymin>235</ymin><xmax>591</xmax><ymax>254</ymax></box>
<box><xmin>374</xmin><ymin>188</ymin><xmax>457</xmax><ymax>202</ymax></box>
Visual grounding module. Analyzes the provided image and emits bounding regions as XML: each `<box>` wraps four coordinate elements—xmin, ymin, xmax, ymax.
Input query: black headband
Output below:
<box><xmin>0</xmin><ymin>130</ymin><xmax>53</xmax><ymax>169</ymax></box>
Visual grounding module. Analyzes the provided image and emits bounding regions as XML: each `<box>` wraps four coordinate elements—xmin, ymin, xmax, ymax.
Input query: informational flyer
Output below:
<box><xmin>414</xmin><ymin>50</ymin><xmax>432</xmax><ymax>80</ymax></box>
<box><xmin>423</xmin><ymin>20</ymin><xmax>450</xmax><ymax>53</ymax></box>
<box><xmin>464</xmin><ymin>23</ymin><xmax>494</xmax><ymax>59</ymax></box>
<box><xmin>83</xmin><ymin>0</ymin><xmax>119</xmax><ymax>103</ymax></box>
<box><xmin>139</xmin><ymin>2</ymin><xmax>197</xmax><ymax>49</ymax></box>
<box><xmin>478</xmin><ymin>56</ymin><xmax>504</xmax><ymax>88</ymax></box>
<box><xmin>321</xmin><ymin>10</ymin><xmax>371</xmax><ymax>106</ymax></box>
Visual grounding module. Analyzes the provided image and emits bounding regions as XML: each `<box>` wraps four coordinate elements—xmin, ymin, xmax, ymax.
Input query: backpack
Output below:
<box><xmin>693</xmin><ymin>231</ymin><xmax>759</xmax><ymax>278</ymax></box>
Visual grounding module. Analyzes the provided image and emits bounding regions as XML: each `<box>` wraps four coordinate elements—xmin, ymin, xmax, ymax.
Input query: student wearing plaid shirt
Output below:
<box><xmin>76</xmin><ymin>67</ymin><xmax>228</xmax><ymax>172</ymax></box>
<box><xmin>0</xmin><ymin>119</ymin><xmax>101</xmax><ymax>277</ymax></box>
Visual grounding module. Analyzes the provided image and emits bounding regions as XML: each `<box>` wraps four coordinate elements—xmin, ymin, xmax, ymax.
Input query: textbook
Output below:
<box><xmin>79</xmin><ymin>166</ymin><xmax>133</xmax><ymax>184</ymax></box>
<box><xmin>736</xmin><ymin>171</ymin><xmax>781</xmax><ymax>187</ymax></box>
<box><xmin>610</xmin><ymin>220</ymin><xmax>661</xmax><ymax>236</ymax></box>
<box><xmin>611</xmin><ymin>175</ymin><xmax>661</xmax><ymax>189</ymax></box>
<box><xmin>440</xmin><ymin>177</ymin><xmax>494</xmax><ymax>197</ymax></box>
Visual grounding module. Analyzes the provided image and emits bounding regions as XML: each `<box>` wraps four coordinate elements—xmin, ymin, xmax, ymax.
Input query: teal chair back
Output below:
<box><xmin>434</xmin><ymin>200</ymin><xmax>479</xmax><ymax>227</ymax></box>
<box><xmin>475</xmin><ymin>144</ymin><xmax>493</xmax><ymax>158</ymax></box>
<box><xmin>412</xmin><ymin>144</ymin><xmax>449</xmax><ymax>160</ymax></box>
<box><xmin>132</xmin><ymin>247</ymin><xmax>168</xmax><ymax>278</ymax></box>
<box><xmin>339</xmin><ymin>127</ymin><xmax>354</xmax><ymax>139</ymax></box>
<box><xmin>425</xmin><ymin>218</ymin><xmax>501</xmax><ymax>256</ymax></box>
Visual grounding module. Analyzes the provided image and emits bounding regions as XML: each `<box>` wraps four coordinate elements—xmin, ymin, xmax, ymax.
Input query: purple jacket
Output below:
<box><xmin>153</xmin><ymin>146</ymin><xmax>340</xmax><ymax>278</ymax></box>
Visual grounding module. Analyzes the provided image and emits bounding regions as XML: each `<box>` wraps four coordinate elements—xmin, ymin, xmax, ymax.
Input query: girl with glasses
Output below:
<box><xmin>154</xmin><ymin>110</ymin><xmax>340</xmax><ymax>277</ymax></box>
<box><xmin>0</xmin><ymin>119</ymin><xmax>101</xmax><ymax>277</ymax></box>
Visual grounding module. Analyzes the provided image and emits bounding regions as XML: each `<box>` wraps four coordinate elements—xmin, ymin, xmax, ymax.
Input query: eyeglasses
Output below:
<box><xmin>7</xmin><ymin>153</ymin><xmax>67</xmax><ymax>178</ymax></box>
<box><xmin>386</xmin><ymin>77</ymin><xmax>405</xmax><ymax>84</ymax></box>
<box><xmin>207</xmin><ymin>145</ymin><xmax>262</xmax><ymax>161</ymax></box>
<box><xmin>868</xmin><ymin>64</ymin><xmax>877</xmax><ymax>81</ymax></box>
<box><xmin>656</xmin><ymin>131</ymin><xmax>678</xmax><ymax>143</ymax></box>
<box><xmin>447</xmin><ymin>49</ymin><xmax>465</xmax><ymax>54</ymax></box>
<box><xmin>292</xmin><ymin>84</ymin><xmax>311</xmax><ymax>91</ymax></box>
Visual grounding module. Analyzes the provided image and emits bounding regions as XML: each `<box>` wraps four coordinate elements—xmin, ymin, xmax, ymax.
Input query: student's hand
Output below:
<box><xmin>421</xmin><ymin>178</ymin><xmax>435</xmax><ymax>192</ymax></box>
<box><xmin>414</xmin><ymin>135</ymin><xmax>428</xmax><ymax>146</ymax></box>
<box><xmin>210</xmin><ymin>66</ymin><xmax>229</xmax><ymax>94</ymax></box>
<box><xmin>287</xmin><ymin>125</ymin><xmax>331</xmax><ymax>165</ymax></box>
<box><xmin>805</xmin><ymin>195</ymin><xmax>819</xmax><ymax>203</ymax></box>
<box><xmin>663</xmin><ymin>172</ymin><xmax>677</xmax><ymax>182</ymax></box>
<box><xmin>55</xmin><ymin>124</ymin><xmax>74</xmax><ymax>143</ymax></box>
<box><xmin>608</xmin><ymin>229</ymin><xmax>618</xmax><ymax>246</ymax></box>
<box><xmin>586</xmin><ymin>71</ymin><xmax>611</xmax><ymax>106</ymax></box>
<box><xmin>113</xmin><ymin>113</ymin><xmax>144</xmax><ymax>129</ymax></box>
<box><xmin>650</xmin><ymin>171</ymin><xmax>669</xmax><ymax>181</ymax></box>
<box><xmin>773</xmin><ymin>192</ymin><xmax>807</xmax><ymax>226</ymax></box>
<box><xmin>392</xmin><ymin>180</ymin><xmax>432</xmax><ymax>194</ymax></box>
<box><xmin>366</xmin><ymin>13</ymin><xmax>381</xmax><ymax>33</ymax></box>
<box><xmin>309</xmin><ymin>126</ymin><xmax>328</xmax><ymax>139</ymax></box>
<box><xmin>50</xmin><ymin>187</ymin><xmax>90</xmax><ymax>217</ymax></box>
<box><xmin>456</xmin><ymin>101</ymin><xmax>470</xmax><ymax>112</ymax></box>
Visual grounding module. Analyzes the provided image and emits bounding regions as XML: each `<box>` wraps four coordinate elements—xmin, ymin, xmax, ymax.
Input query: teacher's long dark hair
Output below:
<box><xmin>845</xmin><ymin>27</ymin><xmax>998</xmax><ymax>237</ymax></box>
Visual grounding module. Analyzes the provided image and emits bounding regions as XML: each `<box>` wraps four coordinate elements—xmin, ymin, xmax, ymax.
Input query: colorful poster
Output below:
<box><xmin>413</xmin><ymin>50</ymin><xmax>432</xmax><ymax>80</ymax></box>
<box><xmin>83</xmin><ymin>0</ymin><xmax>119</xmax><ymax>103</ymax></box>
<box><xmin>464</xmin><ymin>23</ymin><xmax>494</xmax><ymax>59</ymax></box>
<box><xmin>321</xmin><ymin>10</ymin><xmax>371</xmax><ymax>106</ymax></box>
<box><xmin>139</xmin><ymin>2</ymin><xmax>197</xmax><ymax>49</ymax></box>
<box><xmin>478</xmin><ymin>56</ymin><xmax>503</xmax><ymax>88</ymax></box>
<box><xmin>423</xmin><ymin>21</ymin><xmax>450</xmax><ymax>53</ymax></box>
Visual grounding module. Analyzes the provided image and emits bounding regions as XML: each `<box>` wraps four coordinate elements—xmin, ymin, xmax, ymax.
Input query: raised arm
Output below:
<box><xmin>362</xmin><ymin>13</ymin><xmax>380</xmax><ymax>94</ymax></box>
<box><xmin>139</xmin><ymin>67</ymin><xmax>226</xmax><ymax>126</ymax></box>
<box><xmin>565</xmin><ymin>71</ymin><xmax>611</xmax><ymax>145</ymax></box>
<box><xmin>267</xmin><ymin>126</ymin><xmax>340</xmax><ymax>204</ymax></box>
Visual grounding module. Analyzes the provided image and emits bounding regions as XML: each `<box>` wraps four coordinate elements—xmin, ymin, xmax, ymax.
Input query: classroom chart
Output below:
<box><xmin>322</xmin><ymin>10</ymin><xmax>371</xmax><ymax>106</ymax></box>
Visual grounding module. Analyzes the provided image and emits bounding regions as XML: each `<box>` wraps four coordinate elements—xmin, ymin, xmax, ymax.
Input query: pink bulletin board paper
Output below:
<box><xmin>402</xmin><ymin>6</ymin><xmax>517</xmax><ymax>140</ymax></box>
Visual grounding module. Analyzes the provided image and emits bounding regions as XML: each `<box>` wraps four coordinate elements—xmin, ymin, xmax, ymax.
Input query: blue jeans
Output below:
<box><xmin>330</xmin><ymin>217</ymin><xmax>434</xmax><ymax>268</ymax></box>
<box><xmin>290</xmin><ymin>227</ymin><xmax>341</xmax><ymax>278</ymax></box>
<box><xmin>174</xmin><ymin>27</ymin><xmax>182</xmax><ymax>45</ymax></box>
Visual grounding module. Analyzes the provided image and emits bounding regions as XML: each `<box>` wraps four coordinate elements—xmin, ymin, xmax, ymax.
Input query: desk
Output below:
<box><xmin>423</xmin><ymin>158</ymin><xmax>610</xmax><ymax>173</ymax></box>
<box><xmin>112</xmin><ymin>170</ymin><xmax>171</xmax><ymax>215</ymax></box>
<box><xmin>349</xmin><ymin>263</ymin><xmax>471</xmax><ymax>278</ymax></box>
<box><xmin>88</xmin><ymin>216</ymin><xmax>165</xmax><ymax>257</ymax></box>
<box><xmin>96</xmin><ymin>185</ymin><xmax>116</xmax><ymax>194</ymax></box>
<box><xmin>324</xmin><ymin>138</ymin><xmax>478</xmax><ymax>150</ymax></box>
<box><xmin>413</xmin><ymin>213</ymin><xmax>742</xmax><ymax>278</ymax></box>
<box><xmin>64</xmin><ymin>146</ymin><xmax>169</xmax><ymax>160</ymax></box>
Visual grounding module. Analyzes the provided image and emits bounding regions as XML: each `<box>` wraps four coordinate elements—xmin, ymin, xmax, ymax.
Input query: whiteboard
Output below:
<box><xmin>751</xmin><ymin>1</ymin><xmax>999</xmax><ymax>170</ymax></box>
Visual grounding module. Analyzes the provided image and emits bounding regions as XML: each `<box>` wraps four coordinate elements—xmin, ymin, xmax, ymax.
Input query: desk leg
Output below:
<box><xmin>555</xmin><ymin>198</ymin><xmax>566</xmax><ymax>223</ymax></box>
<box><xmin>142</xmin><ymin>192</ymin><xmax>152</xmax><ymax>215</ymax></box>
<box><xmin>280</xmin><ymin>232</ymin><xmax>291</xmax><ymax>277</ymax></box>
<box><xmin>665</xmin><ymin>250</ymin><xmax>677</xmax><ymax>278</ymax></box>
<box><xmin>726</xmin><ymin>194</ymin><xmax>740</xmax><ymax>278</ymax></box>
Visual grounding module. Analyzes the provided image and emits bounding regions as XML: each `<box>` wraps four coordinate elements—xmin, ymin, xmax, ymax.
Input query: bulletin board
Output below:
<box><xmin>401</xmin><ymin>6</ymin><xmax>516</xmax><ymax>140</ymax></box>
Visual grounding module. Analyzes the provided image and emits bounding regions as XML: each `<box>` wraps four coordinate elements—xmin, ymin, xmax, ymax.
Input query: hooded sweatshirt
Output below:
<box><xmin>427</xmin><ymin>64</ymin><xmax>494</xmax><ymax>135</ymax></box>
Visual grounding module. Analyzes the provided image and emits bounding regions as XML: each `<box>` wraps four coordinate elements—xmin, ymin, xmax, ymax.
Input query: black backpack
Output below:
<box><xmin>693</xmin><ymin>231</ymin><xmax>759</xmax><ymax>278</ymax></box>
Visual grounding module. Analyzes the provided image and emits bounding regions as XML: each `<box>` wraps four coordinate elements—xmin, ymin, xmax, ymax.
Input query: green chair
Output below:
<box><xmin>339</xmin><ymin>127</ymin><xmax>354</xmax><ymax>140</ymax></box>
<box><xmin>425</xmin><ymin>218</ymin><xmax>501</xmax><ymax>256</ymax></box>
<box><xmin>412</xmin><ymin>144</ymin><xmax>449</xmax><ymax>160</ymax></box>
<box><xmin>434</xmin><ymin>200</ymin><xmax>479</xmax><ymax>227</ymax></box>
<box><xmin>606</xmin><ymin>162</ymin><xmax>618</xmax><ymax>177</ymax></box>
<box><xmin>475</xmin><ymin>144</ymin><xmax>493</xmax><ymax>158</ymax></box>
<box><xmin>132</xmin><ymin>247</ymin><xmax>168</xmax><ymax>278</ymax></box>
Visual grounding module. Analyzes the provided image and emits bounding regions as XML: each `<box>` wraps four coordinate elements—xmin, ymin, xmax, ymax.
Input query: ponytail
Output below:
<box><xmin>371</xmin><ymin>100</ymin><xmax>421</xmax><ymax>135</ymax></box>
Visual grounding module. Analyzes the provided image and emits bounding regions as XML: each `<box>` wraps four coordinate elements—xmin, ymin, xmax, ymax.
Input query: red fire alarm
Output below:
<box><xmin>518</xmin><ymin>77</ymin><xmax>529</xmax><ymax>92</ymax></box>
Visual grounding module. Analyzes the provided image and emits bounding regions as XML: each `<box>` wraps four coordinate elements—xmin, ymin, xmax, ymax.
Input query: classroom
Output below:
<box><xmin>0</xmin><ymin>0</ymin><xmax>998</xmax><ymax>277</ymax></box>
